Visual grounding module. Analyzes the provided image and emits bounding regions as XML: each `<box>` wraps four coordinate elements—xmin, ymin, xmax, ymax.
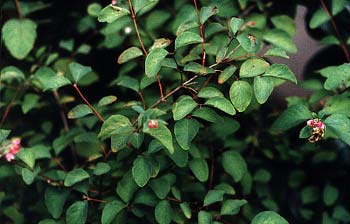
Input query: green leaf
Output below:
<box><xmin>69</xmin><ymin>62</ymin><xmax>92</xmax><ymax>83</ymax></box>
<box><xmin>222</xmin><ymin>150</ymin><xmax>247</xmax><ymax>182</ymax></box>
<box><xmin>132</xmin><ymin>156</ymin><xmax>152</xmax><ymax>187</ymax></box>
<box><xmin>175</xmin><ymin>31</ymin><xmax>203</xmax><ymax>49</ymax></box>
<box><xmin>98</xmin><ymin>115</ymin><xmax>133</xmax><ymax>139</ymax></box>
<box><xmin>21</xmin><ymin>166</ymin><xmax>40</xmax><ymax>185</ymax></box>
<box><xmin>324</xmin><ymin>114</ymin><xmax>350</xmax><ymax>145</ymax></box>
<box><xmin>2</xmin><ymin>19</ymin><xmax>37</xmax><ymax>59</ymax></box>
<box><xmin>263</xmin><ymin>64</ymin><xmax>297</xmax><ymax>84</ymax></box>
<box><xmin>93</xmin><ymin>162</ymin><xmax>111</xmax><ymax>176</ymax></box>
<box><xmin>263</xmin><ymin>29</ymin><xmax>297</xmax><ymax>53</ymax></box>
<box><xmin>133</xmin><ymin>0</ymin><xmax>157</xmax><ymax>14</ymax></box>
<box><xmin>323</xmin><ymin>185</ymin><xmax>339</xmax><ymax>206</ymax></box>
<box><xmin>45</xmin><ymin>188</ymin><xmax>69</xmax><ymax>219</ymax></box>
<box><xmin>189</xmin><ymin>158</ymin><xmax>209</xmax><ymax>182</ymax></box>
<box><xmin>239</xmin><ymin>58</ymin><xmax>270</xmax><ymax>78</ymax></box>
<box><xmin>200</xmin><ymin>6</ymin><xmax>219</xmax><ymax>24</ymax></box>
<box><xmin>0</xmin><ymin>129</ymin><xmax>11</xmax><ymax>144</ymax></box>
<box><xmin>101</xmin><ymin>200</ymin><xmax>126</xmax><ymax>224</ymax></box>
<box><xmin>318</xmin><ymin>63</ymin><xmax>350</xmax><ymax>90</ymax></box>
<box><xmin>198</xmin><ymin>87</ymin><xmax>224</xmax><ymax>98</ymax></box>
<box><xmin>172</xmin><ymin>96</ymin><xmax>198</xmax><ymax>121</ymax></box>
<box><xmin>43</xmin><ymin>75</ymin><xmax>72</xmax><ymax>91</ymax></box>
<box><xmin>321</xmin><ymin>94</ymin><xmax>350</xmax><ymax>117</ymax></box>
<box><xmin>143</xmin><ymin>123</ymin><xmax>174</xmax><ymax>154</ymax></box>
<box><xmin>98</xmin><ymin>5</ymin><xmax>130</xmax><ymax>23</ymax></box>
<box><xmin>264</xmin><ymin>47</ymin><xmax>289</xmax><ymax>59</ymax></box>
<box><xmin>68</xmin><ymin>104</ymin><xmax>93</xmax><ymax>119</ymax></box>
<box><xmin>167</xmin><ymin>144</ymin><xmax>188</xmax><ymax>167</ymax></box>
<box><xmin>271</xmin><ymin>15</ymin><xmax>296</xmax><ymax>36</ymax></box>
<box><xmin>59</xmin><ymin>39</ymin><xmax>74</xmax><ymax>52</ymax></box>
<box><xmin>174</xmin><ymin>119</ymin><xmax>200</xmax><ymax>150</ymax></box>
<box><xmin>149</xmin><ymin>178</ymin><xmax>171</xmax><ymax>199</ymax></box>
<box><xmin>271</xmin><ymin>104</ymin><xmax>312</xmax><ymax>131</ymax></box>
<box><xmin>218</xmin><ymin>65</ymin><xmax>237</xmax><ymax>84</ymax></box>
<box><xmin>205</xmin><ymin>97</ymin><xmax>236</xmax><ymax>115</ymax></box>
<box><xmin>253</xmin><ymin>169</ymin><xmax>272</xmax><ymax>183</ymax></box>
<box><xmin>254</xmin><ymin>76</ymin><xmax>274</xmax><ymax>104</ymax></box>
<box><xmin>64</xmin><ymin>168</ymin><xmax>90</xmax><ymax>187</ymax></box>
<box><xmin>237</xmin><ymin>31</ymin><xmax>261</xmax><ymax>53</ymax></box>
<box><xmin>229</xmin><ymin>17</ymin><xmax>244</xmax><ymax>35</ymax></box>
<box><xmin>66</xmin><ymin>201</ymin><xmax>88</xmax><ymax>224</ymax></box>
<box><xmin>220</xmin><ymin>199</ymin><xmax>247</xmax><ymax>216</ymax></box>
<box><xmin>155</xmin><ymin>200</ymin><xmax>172</xmax><ymax>224</ymax></box>
<box><xmin>145</xmin><ymin>48</ymin><xmax>168</xmax><ymax>77</ymax></box>
<box><xmin>0</xmin><ymin>66</ymin><xmax>25</xmax><ymax>83</ymax></box>
<box><xmin>252</xmin><ymin>211</ymin><xmax>289</xmax><ymax>224</ymax></box>
<box><xmin>117</xmin><ymin>171</ymin><xmax>139</xmax><ymax>203</ymax></box>
<box><xmin>198</xmin><ymin>211</ymin><xmax>212</xmax><ymax>224</ymax></box>
<box><xmin>204</xmin><ymin>190</ymin><xmax>225</xmax><ymax>206</ymax></box>
<box><xmin>192</xmin><ymin>107</ymin><xmax>223</xmax><ymax>123</ymax></box>
<box><xmin>183</xmin><ymin>62</ymin><xmax>216</xmax><ymax>75</ymax></box>
<box><xmin>17</xmin><ymin>149</ymin><xmax>35</xmax><ymax>169</ymax></box>
<box><xmin>87</xmin><ymin>3</ymin><xmax>102</xmax><ymax>17</ymax></box>
<box><xmin>118</xmin><ymin>47</ymin><xmax>144</xmax><ymax>64</ymax></box>
<box><xmin>22</xmin><ymin>94</ymin><xmax>40</xmax><ymax>114</ymax></box>
<box><xmin>116</xmin><ymin>76</ymin><xmax>139</xmax><ymax>92</ymax></box>
<box><xmin>98</xmin><ymin>95</ymin><xmax>117</xmax><ymax>107</ymax></box>
<box><xmin>180</xmin><ymin>202</ymin><xmax>192</xmax><ymax>219</ymax></box>
<box><xmin>229</xmin><ymin>80</ymin><xmax>252</xmax><ymax>112</ymax></box>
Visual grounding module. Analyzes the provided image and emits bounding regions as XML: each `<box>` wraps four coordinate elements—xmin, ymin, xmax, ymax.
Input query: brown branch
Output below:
<box><xmin>193</xmin><ymin>0</ymin><xmax>206</xmax><ymax>66</ymax></box>
<box><xmin>73</xmin><ymin>83</ymin><xmax>105</xmax><ymax>122</ymax></box>
<box><xmin>13</xmin><ymin>0</ymin><xmax>23</xmax><ymax>19</ymax></box>
<box><xmin>320</xmin><ymin>0</ymin><xmax>350</xmax><ymax>62</ymax></box>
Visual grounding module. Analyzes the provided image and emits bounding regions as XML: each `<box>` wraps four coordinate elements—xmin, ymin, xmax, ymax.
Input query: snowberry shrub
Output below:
<box><xmin>1</xmin><ymin>0</ymin><xmax>350</xmax><ymax>224</ymax></box>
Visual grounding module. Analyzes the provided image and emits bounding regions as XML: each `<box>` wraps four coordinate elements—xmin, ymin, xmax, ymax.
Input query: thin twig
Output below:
<box><xmin>13</xmin><ymin>0</ymin><xmax>23</xmax><ymax>19</ymax></box>
<box><xmin>127</xmin><ymin>0</ymin><xmax>164</xmax><ymax>98</ymax></box>
<box><xmin>149</xmin><ymin>75</ymin><xmax>198</xmax><ymax>109</ymax></box>
<box><xmin>83</xmin><ymin>195</ymin><xmax>108</xmax><ymax>203</ymax></box>
<box><xmin>193</xmin><ymin>0</ymin><xmax>206</xmax><ymax>66</ymax></box>
<box><xmin>73</xmin><ymin>83</ymin><xmax>105</xmax><ymax>122</ymax></box>
<box><xmin>53</xmin><ymin>90</ymin><xmax>69</xmax><ymax>132</ymax></box>
<box><xmin>320</xmin><ymin>0</ymin><xmax>350</xmax><ymax>62</ymax></box>
<box><xmin>138</xmin><ymin>91</ymin><xmax>146</xmax><ymax>109</ymax></box>
<box><xmin>208</xmin><ymin>146</ymin><xmax>215</xmax><ymax>190</ymax></box>
<box><xmin>127</xmin><ymin>0</ymin><xmax>148</xmax><ymax>56</ymax></box>
<box><xmin>0</xmin><ymin>87</ymin><xmax>20</xmax><ymax>127</ymax></box>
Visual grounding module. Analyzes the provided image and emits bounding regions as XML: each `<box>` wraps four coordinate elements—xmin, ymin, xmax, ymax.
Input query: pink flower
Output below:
<box><xmin>3</xmin><ymin>138</ymin><xmax>21</xmax><ymax>162</ymax></box>
<box><xmin>307</xmin><ymin>119</ymin><xmax>315</xmax><ymax>127</ymax></box>
<box><xmin>5</xmin><ymin>153</ymin><xmax>15</xmax><ymax>162</ymax></box>
<box><xmin>316</xmin><ymin>121</ymin><xmax>325</xmax><ymax>129</ymax></box>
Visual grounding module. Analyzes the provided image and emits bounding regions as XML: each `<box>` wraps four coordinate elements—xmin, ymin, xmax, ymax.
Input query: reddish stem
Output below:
<box><xmin>83</xmin><ymin>195</ymin><xmax>108</xmax><ymax>203</ymax></box>
<box><xmin>138</xmin><ymin>91</ymin><xmax>146</xmax><ymax>109</ymax></box>
<box><xmin>0</xmin><ymin>87</ymin><xmax>20</xmax><ymax>127</ymax></box>
<box><xmin>73</xmin><ymin>83</ymin><xmax>105</xmax><ymax>122</ymax></box>
<box><xmin>14</xmin><ymin>0</ymin><xmax>23</xmax><ymax>19</ymax></box>
<box><xmin>320</xmin><ymin>0</ymin><xmax>350</xmax><ymax>62</ymax></box>
<box><xmin>127</xmin><ymin>0</ymin><xmax>164</xmax><ymax>98</ymax></box>
<box><xmin>193</xmin><ymin>0</ymin><xmax>206</xmax><ymax>66</ymax></box>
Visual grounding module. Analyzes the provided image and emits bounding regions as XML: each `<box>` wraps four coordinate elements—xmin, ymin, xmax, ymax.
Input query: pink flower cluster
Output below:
<box><xmin>4</xmin><ymin>138</ymin><xmax>21</xmax><ymax>162</ymax></box>
<box><xmin>307</xmin><ymin>119</ymin><xmax>325</xmax><ymax>129</ymax></box>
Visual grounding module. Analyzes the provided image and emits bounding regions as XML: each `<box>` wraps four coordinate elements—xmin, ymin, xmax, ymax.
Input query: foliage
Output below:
<box><xmin>1</xmin><ymin>0</ymin><xmax>350</xmax><ymax>223</ymax></box>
